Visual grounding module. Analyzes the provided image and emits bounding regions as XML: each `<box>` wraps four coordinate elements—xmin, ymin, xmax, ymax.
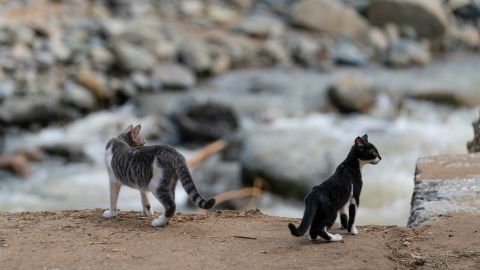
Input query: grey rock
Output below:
<box><xmin>0</xmin><ymin>96</ymin><xmax>75</xmax><ymax>126</ymax></box>
<box><xmin>34</xmin><ymin>51</ymin><xmax>55</xmax><ymax>69</ymax></box>
<box><xmin>50</xmin><ymin>38</ymin><xmax>72</xmax><ymax>62</ymax></box>
<box><xmin>152</xmin><ymin>64</ymin><xmax>196</xmax><ymax>90</ymax></box>
<box><xmin>13</xmin><ymin>25</ymin><xmax>35</xmax><ymax>45</ymax></box>
<box><xmin>171</xmin><ymin>100</ymin><xmax>240</xmax><ymax>143</ymax></box>
<box><xmin>0</xmin><ymin>80</ymin><xmax>16</xmax><ymax>101</ymax></box>
<box><xmin>284</xmin><ymin>33</ymin><xmax>320</xmax><ymax>66</ymax></box>
<box><xmin>40</xmin><ymin>143</ymin><xmax>91</xmax><ymax>163</ymax></box>
<box><xmin>408</xmin><ymin>154</ymin><xmax>480</xmax><ymax>227</ymax></box>
<box><xmin>240</xmin><ymin>128</ymin><xmax>335</xmax><ymax>199</ymax></box>
<box><xmin>232</xmin><ymin>15</ymin><xmax>285</xmax><ymax>38</ymax></box>
<box><xmin>62</xmin><ymin>81</ymin><xmax>97</xmax><ymax>111</ymax></box>
<box><xmin>327</xmin><ymin>73</ymin><xmax>377</xmax><ymax>113</ymax></box>
<box><xmin>467</xmin><ymin>113</ymin><xmax>480</xmax><ymax>153</ymax></box>
<box><xmin>331</xmin><ymin>39</ymin><xmax>369</xmax><ymax>66</ymax></box>
<box><xmin>258</xmin><ymin>39</ymin><xmax>290</xmax><ymax>65</ymax></box>
<box><xmin>179</xmin><ymin>39</ymin><xmax>212</xmax><ymax>73</ymax></box>
<box><xmin>90</xmin><ymin>45</ymin><xmax>115</xmax><ymax>66</ymax></box>
<box><xmin>192</xmin><ymin>156</ymin><xmax>242</xmax><ymax>196</ymax></box>
<box><xmin>384</xmin><ymin>39</ymin><xmax>431</xmax><ymax>68</ymax></box>
<box><xmin>207</xmin><ymin>4</ymin><xmax>238</xmax><ymax>24</ymax></box>
<box><xmin>290</xmin><ymin>0</ymin><xmax>369</xmax><ymax>37</ymax></box>
<box><xmin>112</xmin><ymin>42</ymin><xmax>156</xmax><ymax>72</ymax></box>
<box><xmin>367</xmin><ymin>0</ymin><xmax>448</xmax><ymax>40</ymax></box>
<box><xmin>130</xmin><ymin>72</ymin><xmax>151</xmax><ymax>92</ymax></box>
<box><xmin>137</xmin><ymin>115</ymin><xmax>180</xmax><ymax>145</ymax></box>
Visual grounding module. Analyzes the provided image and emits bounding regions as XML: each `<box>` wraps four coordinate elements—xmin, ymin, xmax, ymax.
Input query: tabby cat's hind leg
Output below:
<box><xmin>140</xmin><ymin>191</ymin><xmax>152</xmax><ymax>216</ymax></box>
<box><xmin>151</xmin><ymin>187</ymin><xmax>176</xmax><ymax>227</ymax></box>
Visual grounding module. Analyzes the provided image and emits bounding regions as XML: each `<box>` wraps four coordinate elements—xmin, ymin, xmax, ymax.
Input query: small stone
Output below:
<box><xmin>10</xmin><ymin>43</ymin><xmax>32</xmax><ymax>61</ymax></box>
<box><xmin>13</xmin><ymin>25</ymin><xmax>35</xmax><ymax>45</ymax></box>
<box><xmin>181</xmin><ymin>0</ymin><xmax>205</xmax><ymax>16</ymax></box>
<box><xmin>62</xmin><ymin>81</ymin><xmax>97</xmax><ymax>111</ymax></box>
<box><xmin>154</xmin><ymin>41</ymin><xmax>177</xmax><ymax>60</ymax></box>
<box><xmin>50</xmin><ymin>37</ymin><xmax>71</xmax><ymax>62</ymax></box>
<box><xmin>284</xmin><ymin>33</ymin><xmax>320</xmax><ymax>66</ymax></box>
<box><xmin>179</xmin><ymin>39</ymin><xmax>212</xmax><ymax>73</ymax></box>
<box><xmin>152</xmin><ymin>64</ymin><xmax>196</xmax><ymax>90</ymax></box>
<box><xmin>207</xmin><ymin>4</ymin><xmax>237</xmax><ymax>24</ymax></box>
<box><xmin>384</xmin><ymin>39</ymin><xmax>431</xmax><ymax>68</ymax></box>
<box><xmin>90</xmin><ymin>45</ymin><xmax>115</xmax><ymax>65</ymax></box>
<box><xmin>233</xmin><ymin>15</ymin><xmax>284</xmax><ymax>38</ymax></box>
<box><xmin>76</xmin><ymin>66</ymin><xmax>109</xmax><ymax>100</ymax></box>
<box><xmin>290</xmin><ymin>0</ymin><xmax>368</xmax><ymax>37</ymax></box>
<box><xmin>332</xmin><ymin>39</ymin><xmax>369</xmax><ymax>66</ymax></box>
<box><xmin>368</xmin><ymin>27</ymin><xmax>389</xmax><ymax>52</ymax></box>
<box><xmin>259</xmin><ymin>39</ymin><xmax>290</xmax><ymax>65</ymax></box>
<box><xmin>111</xmin><ymin>42</ymin><xmax>156</xmax><ymax>72</ymax></box>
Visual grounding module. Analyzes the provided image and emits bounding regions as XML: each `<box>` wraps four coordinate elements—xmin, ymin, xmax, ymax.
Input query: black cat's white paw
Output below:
<box><xmin>329</xmin><ymin>234</ymin><xmax>343</xmax><ymax>242</ymax></box>
<box><xmin>349</xmin><ymin>227</ymin><xmax>359</xmax><ymax>235</ymax></box>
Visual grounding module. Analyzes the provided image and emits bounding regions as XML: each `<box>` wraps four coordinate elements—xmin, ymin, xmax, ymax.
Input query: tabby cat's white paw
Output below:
<box><xmin>143</xmin><ymin>209</ymin><xmax>153</xmax><ymax>216</ymax></box>
<box><xmin>102</xmin><ymin>209</ymin><xmax>116</xmax><ymax>219</ymax></box>
<box><xmin>349</xmin><ymin>227</ymin><xmax>358</xmax><ymax>235</ymax></box>
<box><xmin>151</xmin><ymin>216</ymin><xmax>166</xmax><ymax>227</ymax></box>
<box><xmin>329</xmin><ymin>234</ymin><xmax>343</xmax><ymax>242</ymax></box>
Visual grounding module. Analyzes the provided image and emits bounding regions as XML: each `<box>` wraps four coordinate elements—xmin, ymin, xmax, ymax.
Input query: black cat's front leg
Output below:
<box><xmin>347</xmin><ymin>195</ymin><xmax>360</xmax><ymax>235</ymax></box>
<box><xmin>339</xmin><ymin>204</ymin><xmax>348</xmax><ymax>229</ymax></box>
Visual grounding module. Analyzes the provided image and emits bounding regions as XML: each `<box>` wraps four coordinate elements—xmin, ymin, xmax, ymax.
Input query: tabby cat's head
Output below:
<box><xmin>354</xmin><ymin>134</ymin><xmax>381</xmax><ymax>165</ymax></box>
<box><xmin>116</xmin><ymin>124</ymin><xmax>145</xmax><ymax>147</ymax></box>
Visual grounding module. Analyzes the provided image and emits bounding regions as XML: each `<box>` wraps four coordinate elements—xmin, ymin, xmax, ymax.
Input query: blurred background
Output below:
<box><xmin>0</xmin><ymin>0</ymin><xmax>479</xmax><ymax>226</ymax></box>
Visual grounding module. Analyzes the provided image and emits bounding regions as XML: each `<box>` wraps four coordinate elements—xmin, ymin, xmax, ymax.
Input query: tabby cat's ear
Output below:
<box><xmin>361</xmin><ymin>134</ymin><xmax>368</xmax><ymax>142</ymax></box>
<box><xmin>355</xmin><ymin>136</ymin><xmax>365</xmax><ymax>147</ymax></box>
<box><xmin>123</xmin><ymin>124</ymin><xmax>134</xmax><ymax>133</ymax></box>
<box><xmin>132</xmin><ymin>124</ymin><xmax>141</xmax><ymax>135</ymax></box>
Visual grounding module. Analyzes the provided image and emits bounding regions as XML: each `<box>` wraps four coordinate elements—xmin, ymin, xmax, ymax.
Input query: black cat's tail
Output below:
<box><xmin>175</xmin><ymin>156</ymin><xmax>216</xmax><ymax>209</ymax></box>
<box><xmin>288</xmin><ymin>198</ymin><xmax>317</xmax><ymax>237</ymax></box>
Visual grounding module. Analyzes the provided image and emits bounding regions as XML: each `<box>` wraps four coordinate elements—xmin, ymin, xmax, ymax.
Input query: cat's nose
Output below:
<box><xmin>378</xmin><ymin>155</ymin><xmax>382</xmax><ymax>160</ymax></box>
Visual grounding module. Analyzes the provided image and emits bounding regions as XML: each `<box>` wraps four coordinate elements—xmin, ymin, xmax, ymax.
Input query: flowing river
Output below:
<box><xmin>1</xmin><ymin>53</ymin><xmax>479</xmax><ymax>226</ymax></box>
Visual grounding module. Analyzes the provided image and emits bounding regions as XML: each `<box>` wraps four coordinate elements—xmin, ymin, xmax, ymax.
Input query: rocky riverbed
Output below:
<box><xmin>0</xmin><ymin>0</ymin><xmax>479</xmax><ymax>226</ymax></box>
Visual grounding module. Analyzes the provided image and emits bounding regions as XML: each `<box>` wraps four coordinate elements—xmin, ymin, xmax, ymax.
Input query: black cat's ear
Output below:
<box><xmin>361</xmin><ymin>134</ymin><xmax>368</xmax><ymax>142</ymax></box>
<box><xmin>355</xmin><ymin>136</ymin><xmax>365</xmax><ymax>147</ymax></box>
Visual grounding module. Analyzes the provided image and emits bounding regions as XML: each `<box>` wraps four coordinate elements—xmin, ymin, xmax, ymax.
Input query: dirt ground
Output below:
<box><xmin>0</xmin><ymin>209</ymin><xmax>478</xmax><ymax>270</ymax></box>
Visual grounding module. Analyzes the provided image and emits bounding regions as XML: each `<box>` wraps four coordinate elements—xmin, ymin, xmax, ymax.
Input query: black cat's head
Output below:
<box><xmin>354</xmin><ymin>134</ymin><xmax>381</xmax><ymax>165</ymax></box>
<box><xmin>117</xmin><ymin>124</ymin><xmax>145</xmax><ymax>147</ymax></box>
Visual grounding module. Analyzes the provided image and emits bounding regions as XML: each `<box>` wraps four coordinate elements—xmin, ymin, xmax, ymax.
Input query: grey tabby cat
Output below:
<box><xmin>103</xmin><ymin>124</ymin><xmax>216</xmax><ymax>227</ymax></box>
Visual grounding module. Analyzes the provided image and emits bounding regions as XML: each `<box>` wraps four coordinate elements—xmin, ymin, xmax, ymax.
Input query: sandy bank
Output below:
<box><xmin>0</xmin><ymin>209</ymin><xmax>478</xmax><ymax>269</ymax></box>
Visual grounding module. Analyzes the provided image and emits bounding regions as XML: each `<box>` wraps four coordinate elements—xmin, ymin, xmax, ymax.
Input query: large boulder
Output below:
<box><xmin>327</xmin><ymin>73</ymin><xmax>377</xmax><ymax>113</ymax></box>
<box><xmin>171</xmin><ymin>100</ymin><xmax>240</xmax><ymax>143</ymax></box>
<box><xmin>240</xmin><ymin>128</ymin><xmax>336</xmax><ymax>199</ymax></box>
<box><xmin>366</xmin><ymin>0</ymin><xmax>448</xmax><ymax>40</ymax></box>
<box><xmin>290</xmin><ymin>0</ymin><xmax>369</xmax><ymax>37</ymax></box>
<box><xmin>467</xmin><ymin>112</ymin><xmax>480</xmax><ymax>153</ymax></box>
<box><xmin>0</xmin><ymin>96</ymin><xmax>76</xmax><ymax>126</ymax></box>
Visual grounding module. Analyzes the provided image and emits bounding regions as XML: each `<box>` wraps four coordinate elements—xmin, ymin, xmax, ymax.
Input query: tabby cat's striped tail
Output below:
<box><xmin>288</xmin><ymin>199</ymin><xmax>317</xmax><ymax>236</ymax></box>
<box><xmin>175</xmin><ymin>157</ymin><xmax>216</xmax><ymax>209</ymax></box>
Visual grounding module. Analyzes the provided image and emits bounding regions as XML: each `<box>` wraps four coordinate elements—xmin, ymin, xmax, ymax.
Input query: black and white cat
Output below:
<box><xmin>103</xmin><ymin>124</ymin><xmax>216</xmax><ymax>227</ymax></box>
<box><xmin>288</xmin><ymin>134</ymin><xmax>381</xmax><ymax>242</ymax></box>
